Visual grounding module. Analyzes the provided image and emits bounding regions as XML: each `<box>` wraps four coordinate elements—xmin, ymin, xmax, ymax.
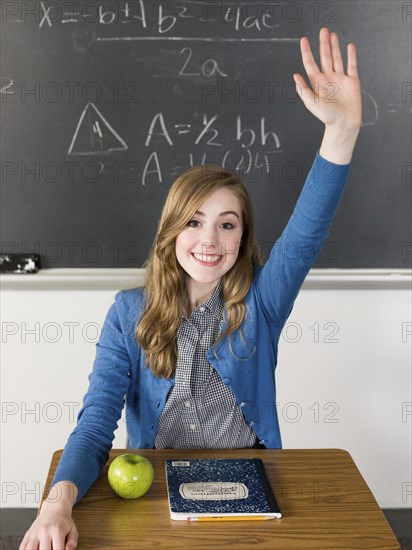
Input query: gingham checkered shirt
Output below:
<box><xmin>154</xmin><ymin>279</ymin><xmax>257</xmax><ymax>449</ymax></box>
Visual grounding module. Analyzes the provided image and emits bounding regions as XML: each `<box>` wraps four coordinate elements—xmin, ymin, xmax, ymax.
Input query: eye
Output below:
<box><xmin>186</xmin><ymin>220</ymin><xmax>236</xmax><ymax>229</ymax></box>
<box><xmin>187</xmin><ymin>220</ymin><xmax>200</xmax><ymax>228</ymax></box>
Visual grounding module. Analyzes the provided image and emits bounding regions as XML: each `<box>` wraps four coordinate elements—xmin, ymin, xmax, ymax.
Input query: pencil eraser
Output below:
<box><xmin>0</xmin><ymin>253</ymin><xmax>41</xmax><ymax>274</ymax></box>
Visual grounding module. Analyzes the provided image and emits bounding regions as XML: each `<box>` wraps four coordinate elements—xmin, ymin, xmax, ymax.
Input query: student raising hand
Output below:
<box><xmin>293</xmin><ymin>27</ymin><xmax>362</xmax><ymax>165</ymax></box>
<box><xmin>18</xmin><ymin>27</ymin><xmax>362</xmax><ymax>550</ymax></box>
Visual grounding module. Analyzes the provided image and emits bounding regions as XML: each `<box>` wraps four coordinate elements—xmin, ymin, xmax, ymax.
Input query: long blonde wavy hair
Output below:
<box><xmin>135</xmin><ymin>164</ymin><xmax>262</xmax><ymax>378</ymax></box>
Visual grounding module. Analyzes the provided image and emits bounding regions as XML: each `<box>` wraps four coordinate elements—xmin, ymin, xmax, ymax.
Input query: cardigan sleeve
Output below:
<box><xmin>49</xmin><ymin>292</ymin><xmax>132</xmax><ymax>506</ymax></box>
<box><xmin>254</xmin><ymin>150</ymin><xmax>351</xmax><ymax>326</ymax></box>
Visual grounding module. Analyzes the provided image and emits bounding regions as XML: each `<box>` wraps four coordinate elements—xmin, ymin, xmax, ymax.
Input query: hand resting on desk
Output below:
<box><xmin>19</xmin><ymin>481</ymin><xmax>79</xmax><ymax>550</ymax></box>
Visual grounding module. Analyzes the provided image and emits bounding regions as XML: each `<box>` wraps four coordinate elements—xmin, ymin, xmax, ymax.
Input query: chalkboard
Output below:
<box><xmin>1</xmin><ymin>0</ymin><xmax>411</xmax><ymax>268</ymax></box>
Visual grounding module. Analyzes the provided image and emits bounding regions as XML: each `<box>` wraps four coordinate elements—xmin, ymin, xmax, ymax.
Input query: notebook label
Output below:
<box><xmin>179</xmin><ymin>482</ymin><xmax>248</xmax><ymax>500</ymax></box>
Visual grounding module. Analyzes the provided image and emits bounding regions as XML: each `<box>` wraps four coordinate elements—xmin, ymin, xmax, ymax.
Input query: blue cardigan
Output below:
<box><xmin>52</xmin><ymin>151</ymin><xmax>351</xmax><ymax>505</ymax></box>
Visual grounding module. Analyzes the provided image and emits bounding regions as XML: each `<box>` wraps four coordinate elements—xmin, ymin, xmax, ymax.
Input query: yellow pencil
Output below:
<box><xmin>188</xmin><ymin>515</ymin><xmax>274</xmax><ymax>522</ymax></box>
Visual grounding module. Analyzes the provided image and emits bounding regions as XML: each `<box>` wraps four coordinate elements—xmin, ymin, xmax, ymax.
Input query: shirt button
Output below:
<box><xmin>199</xmin><ymin>307</ymin><xmax>205</xmax><ymax>312</ymax></box>
<box><xmin>190</xmin><ymin>424</ymin><xmax>196</xmax><ymax>430</ymax></box>
<box><xmin>184</xmin><ymin>401</ymin><xmax>191</xmax><ymax>408</ymax></box>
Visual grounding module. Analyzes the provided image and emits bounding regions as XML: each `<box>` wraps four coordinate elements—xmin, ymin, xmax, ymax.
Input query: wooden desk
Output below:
<box><xmin>41</xmin><ymin>449</ymin><xmax>399</xmax><ymax>549</ymax></box>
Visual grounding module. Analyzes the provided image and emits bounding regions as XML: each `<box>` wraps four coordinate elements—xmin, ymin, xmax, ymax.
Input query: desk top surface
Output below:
<box><xmin>42</xmin><ymin>448</ymin><xmax>399</xmax><ymax>550</ymax></box>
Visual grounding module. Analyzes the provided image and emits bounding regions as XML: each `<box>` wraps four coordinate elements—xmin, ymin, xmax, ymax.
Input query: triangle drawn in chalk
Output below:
<box><xmin>68</xmin><ymin>102</ymin><xmax>128</xmax><ymax>155</ymax></box>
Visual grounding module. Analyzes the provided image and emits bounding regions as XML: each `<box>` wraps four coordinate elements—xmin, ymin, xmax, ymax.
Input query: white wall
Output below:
<box><xmin>1</xmin><ymin>269</ymin><xmax>411</xmax><ymax>509</ymax></box>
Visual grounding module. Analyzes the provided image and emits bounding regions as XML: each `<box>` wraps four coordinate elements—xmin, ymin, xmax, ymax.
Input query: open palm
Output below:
<box><xmin>293</xmin><ymin>27</ymin><xmax>362</xmax><ymax>129</ymax></box>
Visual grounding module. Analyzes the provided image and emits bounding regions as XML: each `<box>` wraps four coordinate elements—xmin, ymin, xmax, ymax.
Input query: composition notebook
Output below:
<box><xmin>165</xmin><ymin>458</ymin><xmax>282</xmax><ymax>521</ymax></box>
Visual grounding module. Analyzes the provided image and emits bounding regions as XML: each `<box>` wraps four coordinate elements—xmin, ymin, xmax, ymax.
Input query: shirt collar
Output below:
<box><xmin>185</xmin><ymin>278</ymin><xmax>224</xmax><ymax>321</ymax></box>
<box><xmin>203</xmin><ymin>278</ymin><xmax>224</xmax><ymax>320</ymax></box>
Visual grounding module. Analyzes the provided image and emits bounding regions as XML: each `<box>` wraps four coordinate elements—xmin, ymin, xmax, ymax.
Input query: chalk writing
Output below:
<box><xmin>68</xmin><ymin>102</ymin><xmax>128</xmax><ymax>155</ymax></box>
<box><xmin>28</xmin><ymin>1</ymin><xmax>302</xmax><ymax>42</ymax></box>
<box><xmin>144</xmin><ymin>112</ymin><xmax>280</xmax><ymax>149</ymax></box>
<box><xmin>179</xmin><ymin>47</ymin><xmax>227</xmax><ymax>77</ymax></box>
<box><xmin>387</xmin><ymin>103</ymin><xmax>412</xmax><ymax>115</ymax></box>
<box><xmin>361</xmin><ymin>88</ymin><xmax>379</xmax><ymax>127</ymax></box>
<box><xmin>142</xmin><ymin>149</ymin><xmax>283</xmax><ymax>186</ymax></box>
<box><xmin>0</xmin><ymin>76</ymin><xmax>15</xmax><ymax>95</ymax></box>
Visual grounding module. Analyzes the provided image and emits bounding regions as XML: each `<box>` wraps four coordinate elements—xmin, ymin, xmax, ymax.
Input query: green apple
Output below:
<box><xmin>108</xmin><ymin>454</ymin><xmax>154</xmax><ymax>499</ymax></box>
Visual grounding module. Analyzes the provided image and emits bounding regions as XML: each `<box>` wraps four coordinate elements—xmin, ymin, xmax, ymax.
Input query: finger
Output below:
<box><xmin>52</xmin><ymin>531</ymin><xmax>67</xmax><ymax>550</ymax></box>
<box><xmin>39</xmin><ymin>533</ymin><xmax>51</xmax><ymax>549</ymax></box>
<box><xmin>22</xmin><ymin>537</ymin><xmax>39</xmax><ymax>550</ymax></box>
<box><xmin>347</xmin><ymin>42</ymin><xmax>358</xmax><ymax>78</ymax></box>
<box><xmin>18</xmin><ymin>534</ymin><xmax>32</xmax><ymax>550</ymax></box>
<box><xmin>299</xmin><ymin>36</ymin><xmax>321</xmax><ymax>83</ymax></box>
<box><xmin>319</xmin><ymin>27</ymin><xmax>333</xmax><ymax>73</ymax></box>
<box><xmin>65</xmin><ymin>526</ymin><xmax>79</xmax><ymax>550</ymax></box>
<box><xmin>330</xmin><ymin>32</ymin><xmax>344</xmax><ymax>73</ymax></box>
<box><xmin>18</xmin><ymin>533</ymin><xmax>29</xmax><ymax>549</ymax></box>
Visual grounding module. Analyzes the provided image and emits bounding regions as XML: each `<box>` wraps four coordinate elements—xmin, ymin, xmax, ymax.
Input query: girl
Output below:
<box><xmin>20</xmin><ymin>27</ymin><xmax>362</xmax><ymax>550</ymax></box>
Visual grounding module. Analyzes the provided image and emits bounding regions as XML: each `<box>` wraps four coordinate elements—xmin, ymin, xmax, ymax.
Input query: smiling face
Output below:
<box><xmin>175</xmin><ymin>186</ymin><xmax>243</xmax><ymax>309</ymax></box>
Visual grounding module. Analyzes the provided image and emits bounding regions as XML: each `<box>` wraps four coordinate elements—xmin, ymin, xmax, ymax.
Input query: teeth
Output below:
<box><xmin>193</xmin><ymin>253</ymin><xmax>221</xmax><ymax>263</ymax></box>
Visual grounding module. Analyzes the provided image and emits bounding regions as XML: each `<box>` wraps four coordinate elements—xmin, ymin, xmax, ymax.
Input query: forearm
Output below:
<box><xmin>256</xmin><ymin>150</ymin><xmax>351</xmax><ymax>324</ymax></box>
<box><xmin>40</xmin><ymin>481</ymin><xmax>78</xmax><ymax>514</ymax></box>
<box><xmin>319</xmin><ymin>124</ymin><xmax>361</xmax><ymax>165</ymax></box>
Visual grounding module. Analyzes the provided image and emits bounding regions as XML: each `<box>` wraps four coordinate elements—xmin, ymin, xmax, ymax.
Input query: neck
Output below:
<box><xmin>183</xmin><ymin>279</ymin><xmax>221</xmax><ymax>316</ymax></box>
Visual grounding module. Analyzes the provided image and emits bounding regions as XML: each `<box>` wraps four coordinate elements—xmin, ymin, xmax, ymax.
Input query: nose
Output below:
<box><xmin>200</xmin><ymin>227</ymin><xmax>221</xmax><ymax>256</ymax></box>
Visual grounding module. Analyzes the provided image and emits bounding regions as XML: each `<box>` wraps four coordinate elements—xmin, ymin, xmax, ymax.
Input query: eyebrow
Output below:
<box><xmin>194</xmin><ymin>210</ymin><xmax>239</xmax><ymax>219</ymax></box>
